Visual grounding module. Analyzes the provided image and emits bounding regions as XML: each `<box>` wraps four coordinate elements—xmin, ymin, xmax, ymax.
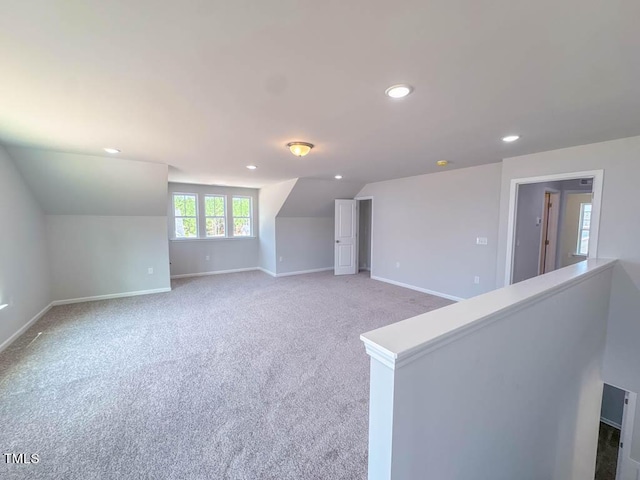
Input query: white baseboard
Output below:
<box><xmin>171</xmin><ymin>267</ymin><xmax>258</xmax><ymax>279</ymax></box>
<box><xmin>258</xmin><ymin>267</ymin><xmax>277</xmax><ymax>277</ymax></box>
<box><xmin>275</xmin><ymin>267</ymin><xmax>333</xmax><ymax>277</ymax></box>
<box><xmin>257</xmin><ymin>267</ymin><xmax>333</xmax><ymax>277</ymax></box>
<box><xmin>0</xmin><ymin>302</ymin><xmax>53</xmax><ymax>353</ymax></box>
<box><xmin>52</xmin><ymin>287</ymin><xmax>172</xmax><ymax>306</ymax></box>
<box><xmin>371</xmin><ymin>275</ymin><xmax>464</xmax><ymax>302</ymax></box>
<box><xmin>600</xmin><ymin>416</ymin><xmax>622</xmax><ymax>429</ymax></box>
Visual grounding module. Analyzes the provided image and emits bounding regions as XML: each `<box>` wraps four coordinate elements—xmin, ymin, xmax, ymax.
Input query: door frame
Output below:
<box><xmin>538</xmin><ymin>188</ymin><xmax>561</xmax><ymax>275</ymax></box>
<box><xmin>602</xmin><ymin>385</ymin><xmax>638</xmax><ymax>480</ymax></box>
<box><xmin>355</xmin><ymin>196</ymin><xmax>374</xmax><ymax>274</ymax></box>
<box><xmin>504</xmin><ymin>170</ymin><xmax>604</xmax><ymax>286</ymax></box>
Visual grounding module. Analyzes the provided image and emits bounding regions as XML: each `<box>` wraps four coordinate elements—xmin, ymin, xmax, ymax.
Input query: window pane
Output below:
<box><xmin>579</xmin><ymin>231</ymin><xmax>590</xmax><ymax>255</ymax></box>
<box><xmin>214</xmin><ymin>197</ymin><xmax>225</xmax><ymax>216</ymax></box>
<box><xmin>206</xmin><ymin>218</ymin><xmax>225</xmax><ymax>237</ymax></box>
<box><xmin>174</xmin><ymin>195</ymin><xmax>185</xmax><ymax>216</ymax></box>
<box><xmin>234</xmin><ymin>218</ymin><xmax>251</xmax><ymax>236</ymax></box>
<box><xmin>205</xmin><ymin>196</ymin><xmax>225</xmax><ymax>217</ymax></box>
<box><xmin>184</xmin><ymin>195</ymin><xmax>197</xmax><ymax>216</ymax></box>
<box><xmin>205</xmin><ymin>196</ymin><xmax>215</xmax><ymax>216</ymax></box>
<box><xmin>175</xmin><ymin>217</ymin><xmax>197</xmax><ymax>238</ymax></box>
<box><xmin>233</xmin><ymin>197</ymin><xmax>250</xmax><ymax>217</ymax></box>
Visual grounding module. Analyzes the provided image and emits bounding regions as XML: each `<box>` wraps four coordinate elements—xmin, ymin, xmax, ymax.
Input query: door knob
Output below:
<box><xmin>336</xmin><ymin>240</ymin><xmax>340</xmax><ymax>243</ymax></box>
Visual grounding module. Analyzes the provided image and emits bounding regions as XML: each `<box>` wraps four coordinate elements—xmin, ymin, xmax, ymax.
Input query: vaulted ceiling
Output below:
<box><xmin>1</xmin><ymin>0</ymin><xmax>639</xmax><ymax>188</ymax></box>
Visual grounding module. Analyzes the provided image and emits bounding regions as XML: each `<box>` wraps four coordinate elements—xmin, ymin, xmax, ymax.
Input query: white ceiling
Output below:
<box><xmin>1</xmin><ymin>0</ymin><xmax>639</xmax><ymax>188</ymax></box>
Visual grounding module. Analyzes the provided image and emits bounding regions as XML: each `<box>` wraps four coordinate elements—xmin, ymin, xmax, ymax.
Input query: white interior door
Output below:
<box><xmin>334</xmin><ymin>199</ymin><xmax>357</xmax><ymax>275</ymax></box>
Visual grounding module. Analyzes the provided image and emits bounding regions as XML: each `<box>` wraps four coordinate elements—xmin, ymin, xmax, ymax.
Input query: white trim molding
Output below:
<box><xmin>275</xmin><ymin>267</ymin><xmax>334</xmax><ymax>277</ymax></box>
<box><xmin>258</xmin><ymin>266</ymin><xmax>334</xmax><ymax>278</ymax></box>
<box><xmin>371</xmin><ymin>275</ymin><xmax>464</xmax><ymax>302</ymax></box>
<box><xmin>600</xmin><ymin>417</ymin><xmax>622</xmax><ymax>430</ymax></box>
<box><xmin>504</xmin><ymin>169</ymin><xmax>604</xmax><ymax>287</ymax></box>
<box><xmin>51</xmin><ymin>287</ymin><xmax>171</xmax><ymax>306</ymax></box>
<box><xmin>258</xmin><ymin>267</ymin><xmax>277</xmax><ymax>277</ymax></box>
<box><xmin>0</xmin><ymin>302</ymin><xmax>53</xmax><ymax>353</ymax></box>
<box><xmin>171</xmin><ymin>267</ymin><xmax>258</xmax><ymax>279</ymax></box>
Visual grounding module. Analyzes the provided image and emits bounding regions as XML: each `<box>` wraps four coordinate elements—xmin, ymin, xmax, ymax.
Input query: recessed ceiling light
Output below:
<box><xmin>385</xmin><ymin>84</ymin><xmax>413</xmax><ymax>98</ymax></box>
<box><xmin>334</xmin><ymin>175</ymin><xmax>343</xmax><ymax>180</ymax></box>
<box><xmin>104</xmin><ymin>148</ymin><xmax>121</xmax><ymax>154</ymax></box>
<box><xmin>502</xmin><ymin>135</ymin><xmax>520</xmax><ymax>143</ymax></box>
<box><xmin>287</xmin><ymin>142</ymin><xmax>314</xmax><ymax>157</ymax></box>
<box><xmin>246</xmin><ymin>165</ymin><xmax>257</xmax><ymax>170</ymax></box>
<box><xmin>436</xmin><ymin>160</ymin><xmax>448</xmax><ymax>167</ymax></box>
<box><xmin>0</xmin><ymin>304</ymin><xmax>7</xmax><ymax>311</ymax></box>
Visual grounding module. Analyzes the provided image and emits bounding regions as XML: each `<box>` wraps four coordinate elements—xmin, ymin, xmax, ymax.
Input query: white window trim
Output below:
<box><xmin>172</xmin><ymin>192</ymin><xmax>199</xmax><ymax>239</ymax></box>
<box><xmin>204</xmin><ymin>194</ymin><xmax>227</xmax><ymax>238</ymax></box>
<box><xmin>231</xmin><ymin>195</ymin><xmax>253</xmax><ymax>237</ymax></box>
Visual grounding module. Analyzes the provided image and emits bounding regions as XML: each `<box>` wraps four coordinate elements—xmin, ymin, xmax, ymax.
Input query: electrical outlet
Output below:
<box><xmin>147</xmin><ymin>267</ymin><xmax>154</xmax><ymax>275</ymax></box>
<box><xmin>279</xmin><ymin>256</ymin><xmax>283</xmax><ymax>262</ymax></box>
<box><xmin>205</xmin><ymin>255</ymin><xmax>210</xmax><ymax>261</ymax></box>
<box><xmin>395</xmin><ymin>261</ymin><xmax>400</xmax><ymax>268</ymax></box>
<box><xmin>476</xmin><ymin>237</ymin><xmax>488</xmax><ymax>245</ymax></box>
<box><xmin>474</xmin><ymin>276</ymin><xmax>480</xmax><ymax>284</ymax></box>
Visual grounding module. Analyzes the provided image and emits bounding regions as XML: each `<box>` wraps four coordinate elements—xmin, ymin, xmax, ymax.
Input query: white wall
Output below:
<box><xmin>168</xmin><ymin>182</ymin><xmax>259</xmax><ymax>276</ymax></box>
<box><xmin>363</xmin><ymin>260</ymin><xmax>614</xmax><ymax>480</ymax></box>
<box><xmin>278</xmin><ymin>178</ymin><xmax>365</xmax><ymax>217</ymax></box>
<box><xmin>357</xmin><ymin>163</ymin><xmax>502</xmax><ymax>300</ymax></box>
<box><xmin>258</xmin><ymin>179</ymin><xmax>297</xmax><ymax>274</ymax></box>
<box><xmin>0</xmin><ymin>146</ymin><xmax>51</xmax><ymax>349</ymax></box>
<box><xmin>496</xmin><ymin>135</ymin><xmax>640</xmax><ymax>463</ymax></box>
<box><xmin>275</xmin><ymin>217</ymin><xmax>333</xmax><ymax>274</ymax></box>
<box><xmin>47</xmin><ymin>216</ymin><xmax>171</xmax><ymax>301</ymax></box>
<box><xmin>8</xmin><ymin>147</ymin><xmax>168</xmax><ymax>215</ymax></box>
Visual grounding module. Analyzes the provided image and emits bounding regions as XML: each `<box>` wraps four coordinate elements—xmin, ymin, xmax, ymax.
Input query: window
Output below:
<box><xmin>173</xmin><ymin>193</ymin><xmax>198</xmax><ymax>238</ymax></box>
<box><xmin>232</xmin><ymin>196</ymin><xmax>252</xmax><ymax>236</ymax></box>
<box><xmin>205</xmin><ymin>195</ymin><xmax>226</xmax><ymax>237</ymax></box>
<box><xmin>576</xmin><ymin>203</ymin><xmax>592</xmax><ymax>255</ymax></box>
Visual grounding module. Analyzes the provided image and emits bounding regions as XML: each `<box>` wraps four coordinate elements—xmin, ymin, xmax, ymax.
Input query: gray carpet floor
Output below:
<box><xmin>0</xmin><ymin>271</ymin><xmax>451</xmax><ymax>479</ymax></box>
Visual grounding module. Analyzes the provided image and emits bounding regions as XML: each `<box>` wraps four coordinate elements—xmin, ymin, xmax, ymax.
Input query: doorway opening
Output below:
<box><xmin>333</xmin><ymin>197</ymin><xmax>374</xmax><ymax>276</ymax></box>
<box><xmin>505</xmin><ymin>170</ymin><xmax>603</xmax><ymax>286</ymax></box>
<box><xmin>357</xmin><ymin>198</ymin><xmax>372</xmax><ymax>276</ymax></box>
<box><xmin>595</xmin><ymin>384</ymin><xmax>637</xmax><ymax>480</ymax></box>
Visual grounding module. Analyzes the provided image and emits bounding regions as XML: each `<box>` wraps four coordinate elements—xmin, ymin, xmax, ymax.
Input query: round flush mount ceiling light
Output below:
<box><xmin>436</xmin><ymin>160</ymin><xmax>449</xmax><ymax>167</ymax></box>
<box><xmin>246</xmin><ymin>165</ymin><xmax>257</xmax><ymax>170</ymax></box>
<box><xmin>287</xmin><ymin>142</ymin><xmax>314</xmax><ymax>157</ymax></box>
<box><xmin>385</xmin><ymin>84</ymin><xmax>413</xmax><ymax>98</ymax></box>
<box><xmin>502</xmin><ymin>135</ymin><xmax>520</xmax><ymax>143</ymax></box>
<box><xmin>104</xmin><ymin>147</ymin><xmax>121</xmax><ymax>154</ymax></box>
<box><xmin>334</xmin><ymin>175</ymin><xmax>343</xmax><ymax>180</ymax></box>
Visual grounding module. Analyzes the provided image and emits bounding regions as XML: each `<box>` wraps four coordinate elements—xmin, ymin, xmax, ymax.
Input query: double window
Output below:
<box><xmin>172</xmin><ymin>193</ymin><xmax>253</xmax><ymax>239</ymax></box>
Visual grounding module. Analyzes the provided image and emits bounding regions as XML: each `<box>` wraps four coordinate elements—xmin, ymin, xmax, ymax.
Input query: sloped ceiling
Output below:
<box><xmin>1</xmin><ymin>0</ymin><xmax>639</xmax><ymax>188</ymax></box>
<box><xmin>277</xmin><ymin>179</ymin><xmax>365</xmax><ymax>217</ymax></box>
<box><xmin>8</xmin><ymin>147</ymin><xmax>168</xmax><ymax>215</ymax></box>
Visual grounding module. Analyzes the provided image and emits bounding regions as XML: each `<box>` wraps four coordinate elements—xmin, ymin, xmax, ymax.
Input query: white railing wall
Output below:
<box><xmin>362</xmin><ymin>259</ymin><xmax>616</xmax><ymax>480</ymax></box>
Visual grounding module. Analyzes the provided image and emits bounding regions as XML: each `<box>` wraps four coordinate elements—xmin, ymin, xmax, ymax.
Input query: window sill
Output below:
<box><xmin>571</xmin><ymin>253</ymin><xmax>588</xmax><ymax>257</ymax></box>
<box><xmin>170</xmin><ymin>236</ymin><xmax>257</xmax><ymax>242</ymax></box>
